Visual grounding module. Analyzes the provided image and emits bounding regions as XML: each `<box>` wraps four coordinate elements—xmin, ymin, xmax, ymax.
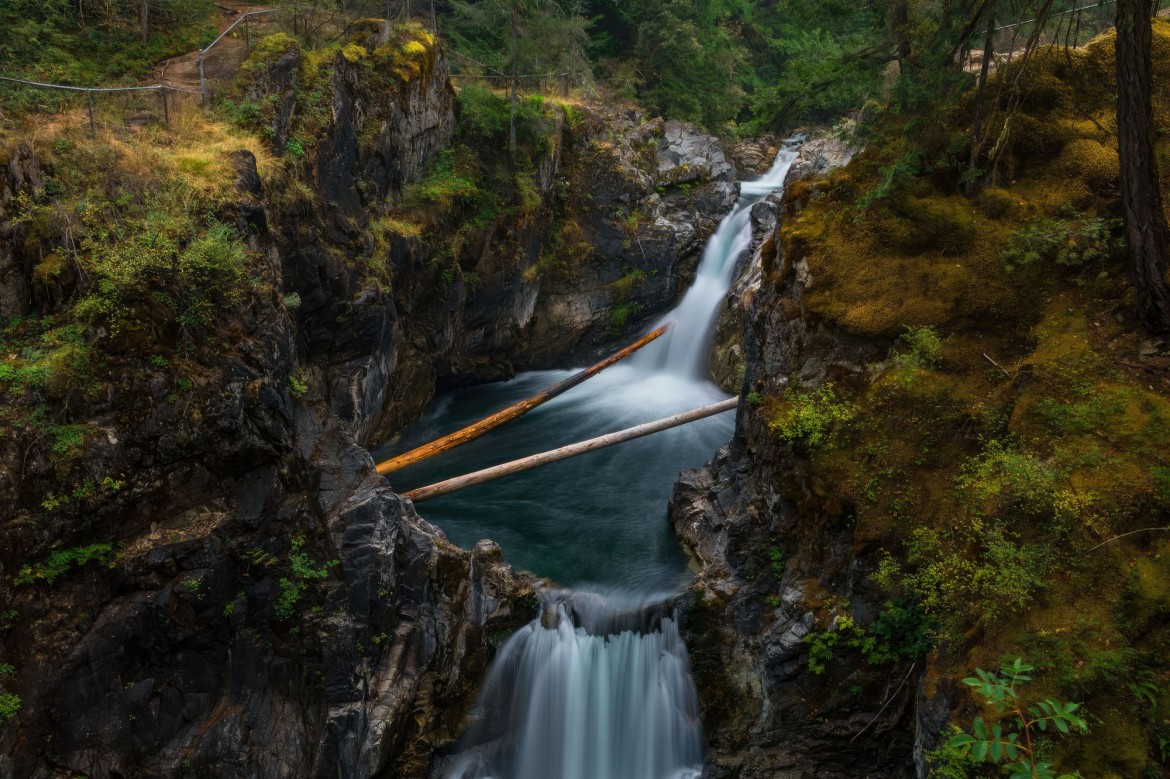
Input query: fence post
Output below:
<box><xmin>160</xmin><ymin>88</ymin><xmax>170</xmax><ymax>126</ymax></box>
<box><xmin>245</xmin><ymin>15</ymin><xmax>251</xmax><ymax>56</ymax></box>
<box><xmin>198</xmin><ymin>49</ymin><xmax>207</xmax><ymax>108</ymax></box>
<box><xmin>86</xmin><ymin>90</ymin><xmax>95</xmax><ymax>132</ymax></box>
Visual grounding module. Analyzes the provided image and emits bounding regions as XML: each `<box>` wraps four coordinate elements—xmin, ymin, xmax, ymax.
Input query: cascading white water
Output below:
<box><xmin>635</xmin><ymin>147</ymin><xmax>801</xmax><ymax>377</ymax></box>
<box><xmin>440</xmin><ymin>594</ymin><xmax>703</xmax><ymax>779</ymax></box>
<box><xmin>429</xmin><ymin>147</ymin><xmax>804</xmax><ymax>779</ymax></box>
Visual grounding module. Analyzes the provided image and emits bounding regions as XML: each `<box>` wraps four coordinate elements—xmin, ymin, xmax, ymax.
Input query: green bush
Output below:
<box><xmin>274</xmin><ymin>537</ymin><xmax>334</xmax><ymax>621</ymax></box>
<box><xmin>949</xmin><ymin>659</ymin><xmax>1087</xmax><ymax>778</ymax></box>
<box><xmin>898</xmin><ymin>325</ymin><xmax>943</xmax><ymax>368</ymax></box>
<box><xmin>404</xmin><ymin>147</ymin><xmax>480</xmax><ymax>212</ymax></box>
<box><xmin>0</xmin><ymin>692</ymin><xmax>20</xmax><ymax>725</ymax></box>
<box><xmin>14</xmin><ymin>543</ymin><xmax>115</xmax><ymax>586</ymax></box>
<box><xmin>769</xmin><ymin>382</ymin><xmax>857</xmax><ymax>449</ymax></box>
<box><xmin>1003</xmin><ymin>217</ymin><xmax>1121</xmax><ymax>270</ymax></box>
<box><xmin>956</xmin><ymin>440</ymin><xmax>1058</xmax><ymax>516</ymax></box>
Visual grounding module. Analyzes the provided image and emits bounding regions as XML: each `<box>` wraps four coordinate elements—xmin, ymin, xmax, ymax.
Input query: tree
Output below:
<box><xmin>447</xmin><ymin>0</ymin><xmax>589</xmax><ymax>159</ymax></box>
<box><xmin>1115</xmin><ymin>0</ymin><xmax>1170</xmax><ymax>332</ymax></box>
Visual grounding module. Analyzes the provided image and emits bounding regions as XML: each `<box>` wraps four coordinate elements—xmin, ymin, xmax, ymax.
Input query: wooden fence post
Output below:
<box><xmin>160</xmin><ymin>88</ymin><xmax>170</xmax><ymax>126</ymax></box>
<box><xmin>198</xmin><ymin>50</ymin><xmax>207</xmax><ymax>108</ymax></box>
<box><xmin>245</xmin><ymin>16</ymin><xmax>251</xmax><ymax>56</ymax></box>
<box><xmin>86</xmin><ymin>90</ymin><xmax>95</xmax><ymax>132</ymax></box>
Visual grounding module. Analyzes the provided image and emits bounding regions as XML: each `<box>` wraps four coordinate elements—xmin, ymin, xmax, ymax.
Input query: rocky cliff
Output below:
<box><xmin>235</xmin><ymin>27</ymin><xmax>738</xmax><ymax>446</ymax></box>
<box><xmin>670</xmin><ymin>154</ymin><xmax>932</xmax><ymax>779</ymax></box>
<box><xmin>0</xmin><ymin>26</ymin><xmax>739</xmax><ymax>779</ymax></box>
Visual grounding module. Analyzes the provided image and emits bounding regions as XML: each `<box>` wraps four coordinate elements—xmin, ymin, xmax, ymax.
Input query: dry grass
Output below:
<box><xmin>0</xmin><ymin>105</ymin><xmax>280</xmax><ymax>202</ymax></box>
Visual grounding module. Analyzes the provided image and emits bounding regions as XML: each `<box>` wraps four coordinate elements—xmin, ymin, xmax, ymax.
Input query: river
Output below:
<box><xmin>373</xmin><ymin>147</ymin><xmax>800</xmax><ymax>779</ymax></box>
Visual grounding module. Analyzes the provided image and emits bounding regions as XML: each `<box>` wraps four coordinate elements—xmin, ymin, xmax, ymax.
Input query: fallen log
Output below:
<box><xmin>375</xmin><ymin>323</ymin><xmax>672</xmax><ymax>475</ymax></box>
<box><xmin>402</xmin><ymin>396</ymin><xmax>738</xmax><ymax>502</ymax></box>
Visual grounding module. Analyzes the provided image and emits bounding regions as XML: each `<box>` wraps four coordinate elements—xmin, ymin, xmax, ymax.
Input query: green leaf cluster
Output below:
<box><xmin>1004</xmin><ymin>218</ymin><xmax>1122</xmax><ymax>271</ymax></box>
<box><xmin>949</xmin><ymin>659</ymin><xmax>1087</xmax><ymax>779</ymax></box>
<box><xmin>768</xmin><ymin>382</ymin><xmax>857</xmax><ymax>449</ymax></box>
<box><xmin>0</xmin><ymin>692</ymin><xmax>20</xmax><ymax>726</ymax></box>
<box><xmin>13</xmin><ymin>543</ymin><xmax>115</xmax><ymax>586</ymax></box>
<box><xmin>274</xmin><ymin>536</ymin><xmax>335</xmax><ymax>622</ymax></box>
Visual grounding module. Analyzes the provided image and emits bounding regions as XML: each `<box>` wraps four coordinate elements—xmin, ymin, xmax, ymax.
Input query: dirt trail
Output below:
<box><xmin>155</xmin><ymin>1</ymin><xmax>276</xmax><ymax>91</ymax></box>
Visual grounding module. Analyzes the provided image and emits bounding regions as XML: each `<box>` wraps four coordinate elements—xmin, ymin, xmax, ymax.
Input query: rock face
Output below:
<box><xmin>709</xmin><ymin>133</ymin><xmax>853</xmax><ymax>392</ymax></box>
<box><xmin>670</xmin><ymin>162</ymin><xmax>945</xmax><ymax>777</ymax></box>
<box><xmin>0</xmin><ymin>33</ymin><xmax>742</xmax><ymax>778</ymax></box>
<box><xmin>0</xmin><ymin>147</ymin><xmax>538</xmax><ymax>779</ymax></box>
<box><xmin>0</xmin><ymin>145</ymin><xmax>43</xmax><ymax>317</ymax></box>
<box><xmin>522</xmin><ymin>111</ymin><xmax>738</xmax><ymax>369</ymax></box>
<box><xmin>250</xmin><ymin>39</ymin><xmax>739</xmax><ymax>445</ymax></box>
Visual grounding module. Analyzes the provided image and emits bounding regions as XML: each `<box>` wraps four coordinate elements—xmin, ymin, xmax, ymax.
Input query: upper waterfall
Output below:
<box><xmin>633</xmin><ymin>147</ymin><xmax>801</xmax><ymax>378</ymax></box>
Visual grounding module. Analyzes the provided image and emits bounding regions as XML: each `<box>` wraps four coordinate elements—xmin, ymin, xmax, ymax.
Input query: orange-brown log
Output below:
<box><xmin>402</xmin><ymin>397</ymin><xmax>738</xmax><ymax>502</ymax></box>
<box><xmin>375</xmin><ymin>322</ymin><xmax>671</xmax><ymax>475</ymax></box>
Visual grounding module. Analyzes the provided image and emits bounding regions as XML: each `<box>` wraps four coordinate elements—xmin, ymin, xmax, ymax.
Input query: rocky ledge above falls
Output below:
<box><xmin>708</xmin><ymin>133</ymin><xmax>854</xmax><ymax>393</ymax></box>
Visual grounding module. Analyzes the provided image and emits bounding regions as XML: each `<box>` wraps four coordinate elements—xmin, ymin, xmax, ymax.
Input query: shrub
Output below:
<box><xmin>241</xmin><ymin>32</ymin><xmax>299</xmax><ymax>75</ymax></box>
<box><xmin>949</xmin><ymin>659</ymin><xmax>1087</xmax><ymax>778</ymax></box>
<box><xmin>14</xmin><ymin>543</ymin><xmax>115</xmax><ymax>586</ymax></box>
<box><xmin>768</xmin><ymin>383</ymin><xmax>857</xmax><ymax>449</ymax></box>
<box><xmin>0</xmin><ymin>692</ymin><xmax>20</xmax><ymax>725</ymax></box>
<box><xmin>274</xmin><ymin>537</ymin><xmax>334</xmax><ymax>621</ymax></box>
<box><xmin>286</xmin><ymin>372</ymin><xmax>308</xmax><ymax>398</ymax></box>
<box><xmin>898</xmin><ymin>325</ymin><xmax>943</xmax><ymax>368</ymax></box>
<box><xmin>956</xmin><ymin>440</ymin><xmax>1060</xmax><ymax>519</ymax></box>
<box><xmin>1003</xmin><ymin>217</ymin><xmax>1121</xmax><ymax>270</ymax></box>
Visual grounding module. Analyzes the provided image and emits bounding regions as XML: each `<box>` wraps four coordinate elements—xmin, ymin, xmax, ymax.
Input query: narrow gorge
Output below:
<box><xmin>3</xmin><ymin>4</ymin><xmax>1170</xmax><ymax>779</ymax></box>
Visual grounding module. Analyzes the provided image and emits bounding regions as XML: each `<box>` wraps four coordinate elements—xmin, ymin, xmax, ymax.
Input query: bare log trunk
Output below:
<box><xmin>402</xmin><ymin>398</ymin><xmax>739</xmax><ymax>502</ymax></box>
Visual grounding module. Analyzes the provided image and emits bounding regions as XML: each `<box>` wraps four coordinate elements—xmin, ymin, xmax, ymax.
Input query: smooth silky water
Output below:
<box><xmin>373</xmin><ymin>148</ymin><xmax>801</xmax><ymax>779</ymax></box>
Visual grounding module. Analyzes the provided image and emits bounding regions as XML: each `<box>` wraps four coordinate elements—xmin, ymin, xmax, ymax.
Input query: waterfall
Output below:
<box><xmin>438</xmin><ymin>592</ymin><xmax>703</xmax><ymax>779</ymax></box>
<box><xmin>432</xmin><ymin>147</ymin><xmax>803</xmax><ymax>779</ymax></box>
<box><xmin>635</xmin><ymin>147</ymin><xmax>800</xmax><ymax>377</ymax></box>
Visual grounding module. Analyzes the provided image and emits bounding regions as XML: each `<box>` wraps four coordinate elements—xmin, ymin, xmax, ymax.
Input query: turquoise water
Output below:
<box><xmin>372</xmin><ymin>365</ymin><xmax>734</xmax><ymax>591</ymax></box>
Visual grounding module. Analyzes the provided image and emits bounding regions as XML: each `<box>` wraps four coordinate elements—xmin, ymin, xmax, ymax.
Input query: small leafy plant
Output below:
<box><xmin>1003</xmin><ymin>217</ymin><xmax>1120</xmax><ymax>270</ymax></box>
<box><xmin>275</xmin><ymin>537</ymin><xmax>335</xmax><ymax>621</ymax></box>
<box><xmin>768</xmin><ymin>382</ymin><xmax>857</xmax><ymax>449</ymax></box>
<box><xmin>0</xmin><ymin>692</ymin><xmax>20</xmax><ymax>725</ymax></box>
<box><xmin>897</xmin><ymin>325</ymin><xmax>943</xmax><ymax>368</ymax></box>
<box><xmin>948</xmin><ymin>658</ymin><xmax>1087</xmax><ymax>779</ymax></box>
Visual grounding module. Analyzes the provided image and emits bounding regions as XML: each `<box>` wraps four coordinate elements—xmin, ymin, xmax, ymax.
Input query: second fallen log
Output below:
<box><xmin>375</xmin><ymin>323</ymin><xmax>671</xmax><ymax>476</ymax></box>
<box><xmin>402</xmin><ymin>396</ymin><xmax>739</xmax><ymax>502</ymax></box>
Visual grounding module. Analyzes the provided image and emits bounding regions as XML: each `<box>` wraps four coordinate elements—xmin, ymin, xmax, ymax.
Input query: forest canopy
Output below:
<box><xmin>0</xmin><ymin>0</ymin><xmax>1128</xmax><ymax>133</ymax></box>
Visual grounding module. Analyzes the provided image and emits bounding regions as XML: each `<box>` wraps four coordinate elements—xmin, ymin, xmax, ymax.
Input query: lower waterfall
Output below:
<box><xmin>440</xmin><ymin>593</ymin><xmax>702</xmax><ymax>779</ymax></box>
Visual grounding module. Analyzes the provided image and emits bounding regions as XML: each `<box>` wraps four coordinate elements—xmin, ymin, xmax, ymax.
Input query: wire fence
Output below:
<box><xmin>0</xmin><ymin>75</ymin><xmax>203</xmax><ymax>132</ymax></box>
<box><xmin>961</xmin><ymin>0</ymin><xmax>1167</xmax><ymax>72</ymax></box>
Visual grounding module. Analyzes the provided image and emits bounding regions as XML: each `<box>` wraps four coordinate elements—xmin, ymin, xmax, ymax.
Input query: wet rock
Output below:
<box><xmin>708</xmin><ymin>131</ymin><xmax>855</xmax><ymax>392</ymax></box>
<box><xmin>730</xmin><ymin>137</ymin><xmax>781</xmax><ymax>177</ymax></box>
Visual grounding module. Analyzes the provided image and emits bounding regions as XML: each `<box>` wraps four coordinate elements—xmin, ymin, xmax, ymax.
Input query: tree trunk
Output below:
<box><xmin>891</xmin><ymin>0</ymin><xmax>912</xmax><ymax>73</ymax></box>
<box><xmin>509</xmin><ymin>7</ymin><xmax>520</xmax><ymax>162</ymax></box>
<box><xmin>402</xmin><ymin>398</ymin><xmax>739</xmax><ymax>502</ymax></box>
<box><xmin>140</xmin><ymin>0</ymin><xmax>148</xmax><ymax>43</ymax></box>
<box><xmin>967</xmin><ymin>1</ymin><xmax>997</xmax><ymax>193</ymax></box>
<box><xmin>1116</xmin><ymin>0</ymin><xmax>1170</xmax><ymax>332</ymax></box>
